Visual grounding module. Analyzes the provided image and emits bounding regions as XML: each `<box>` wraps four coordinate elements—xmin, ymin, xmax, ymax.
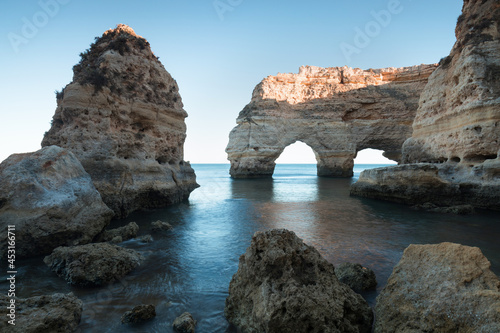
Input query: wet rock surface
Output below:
<box><xmin>335</xmin><ymin>262</ymin><xmax>377</xmax><ymax>293</ymax></box>
<box><xmin>96</xmin><ymin>222</ymin><xmax>139</xmax><ymax>243</ymax></box>
<box><xmin>173</xmin><ymin>312</ymin><xmax>197</xmax><ymax>333</ymax></box>
<box><xmin>44</xmin><ymin>242</ymin><xmax>143</xmax><ymax>287</ymax></box>
<box><xmin>0</xmin><ymin>293</ymin><xmax>83</xmax><ymax>333</ymax></box>
<box><xmin>121</xmin><ymin>304</ymin><xmax>156</xmax><ymax>324</ymax></box>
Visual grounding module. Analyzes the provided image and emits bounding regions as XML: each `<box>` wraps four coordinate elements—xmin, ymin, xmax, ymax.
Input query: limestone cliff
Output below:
<box><xmin>226</xmin><ymin>64</ymin><xmax>436</xmax><ymax>178</ymax></box>
<box><xmin>42</xmin><ymin>24</ymin><xmax>198</xmax><ymax>217</ymax></box>
<box><xmin>352</xmin><ymin>0</ymin><xmax>500</xmax><ymax>211</ymax></box>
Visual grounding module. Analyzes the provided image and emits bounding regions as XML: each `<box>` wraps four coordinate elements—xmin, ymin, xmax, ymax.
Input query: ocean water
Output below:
<box><xmin>5</xmin><ymin>164</ymin><xmax>500</xmax><ymax>332</ymax></box>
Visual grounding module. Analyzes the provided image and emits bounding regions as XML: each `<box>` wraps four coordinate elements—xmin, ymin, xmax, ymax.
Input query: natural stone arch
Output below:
<box><xmin>226</xmin><ymin>64</ymin><xmax>437</xmax><ymax>178</ymax></box>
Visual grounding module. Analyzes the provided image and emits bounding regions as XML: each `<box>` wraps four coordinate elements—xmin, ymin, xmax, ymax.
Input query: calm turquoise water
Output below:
<box><xmin>6</xmin><ymin>164</ymin><xmax>500</xmax><ymax>332</ymax></box>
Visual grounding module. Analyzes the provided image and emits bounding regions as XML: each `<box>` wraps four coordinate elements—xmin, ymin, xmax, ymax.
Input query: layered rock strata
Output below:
<box><xmin>0</xmin><ymin>146</ymin><xmax>113</xmax><ymax>258</ymax></box>
<box><xmin>225</xmin><ymin>229</ymin><xmax>373</xmax><ymax>332</ymax></box>
<box><xmin>352</xmin><ymin>0</ymin><xmax>500</xmax><ymax>210</ymax></box>
<box><xmin>226</xmin><ymin>64</ymin><xmax>436</xmax><ymax>178</ymax></box>
<box><xmin>375</xmin><ymin>243</ymin><xmax>500</xmax><ymax>332</ymax></box>
<box><xmin>42</xmin><ymin>24</ymin><xmax>198</xmax><ymax>217</ymax></box>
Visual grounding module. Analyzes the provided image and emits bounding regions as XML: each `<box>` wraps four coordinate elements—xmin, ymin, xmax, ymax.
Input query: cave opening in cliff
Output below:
<box><xmin>354</xmin><ymin>149</ymin><xmax>397</xmax><ymax>165</ymax></box>
<box><xmin>275</xmin><ymin>141</ymin><xmax>317</xmax><ymax>164</ymax></box>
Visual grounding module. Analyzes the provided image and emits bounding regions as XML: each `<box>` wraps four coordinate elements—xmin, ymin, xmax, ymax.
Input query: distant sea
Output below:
<box><xmin>5</xmin><ymin>164</ymin><xmax>500</xmax><ymax>332</ymax></box>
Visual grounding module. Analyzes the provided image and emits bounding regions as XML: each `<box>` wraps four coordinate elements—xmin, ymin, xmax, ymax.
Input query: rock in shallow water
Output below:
<box><xmin>121</xmin><ymin>304</ymin><xmax>156</xmax><ymax>324</ymax></box>
<box><xmin>375</xmin><ymin>242</ymin><xmax>500</xmax><ymax>332</ymax></box>
<box><xmin>44</xmin><ymin>243</ymin><xmax>143</xmax><ymax>287</ymax></box>
<box><xmin>96</xmin><ymin>221</ymin><xmax>139</xmax><ymax>243</ymax></box>
<box><xmin>225</xmin><ymin>229</ymin><xmax>373</xmax><ymax>333</ymax></box>
<box><xmin>0</xmin><ymin>293</ymin><xmax>82</xmax><ymax>333</ymax></box>
<box><xmin>173</xmin><ymin>312</ymin><xmax>197</xmax><ymax>333</ymax></box>
<box><xmin>0</xmin><ymin>145</ymin><xmax>113</xmax><ymax>258</ymax></box>
<box><xmin>335</xmin><ymin>262</ymin><xmax>377</xmax><ymax>293</ymax></box>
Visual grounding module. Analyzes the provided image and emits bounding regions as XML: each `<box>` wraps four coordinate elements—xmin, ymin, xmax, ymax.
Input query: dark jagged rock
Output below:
<box><xmin>121</xmin><ymin>304</ymin><xmax>156</xmax><ymax>324</ymax></box>
<box><xmin>225</xmin><ymin>229</ymin><xmax>373</xmax><ymax>333</ymax></box>
<box><xmin>173</xmin><ymin>312</ymin><xmax>197</xmax><ymax>333</ymax></box>
<box><xmin>335</xmin><ymin>262</ymin><xmax>377</xmax><ymax>293</ymax></box>
<box><xmin>44</xmin><ymin>243</ymin><xmax>143</xmax><ymax>287</ymax></box>
<box><xmin>96</xmin><ymin>222</ymin><xmax>139</xmax><ymax>243</ymax></box>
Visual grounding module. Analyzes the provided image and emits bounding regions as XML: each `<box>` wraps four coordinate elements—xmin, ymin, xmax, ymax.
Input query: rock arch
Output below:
<box><xmin>226</xmin><ymin>64</ymin><xmax>437</xmax><ymax>178</ymax></box>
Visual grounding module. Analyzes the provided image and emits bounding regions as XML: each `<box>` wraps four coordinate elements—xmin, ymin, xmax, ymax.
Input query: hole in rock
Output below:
<box><xmin>275</xmin><ymin>141</ymin><xmax>317</xmax><ymax>164</ymax></box>
<box><xmin>464</xmin><ymin>154</ymin><xmax>498</xmax><ymax>163</ymax></box>
<box><xmin>449</xmin><ymin>157</ymin><xmax>461</xmax><ymax>163</ymax></box>
<box><xmin>354</xmin><ymin>149</ymin><xmax>397</xmax><ymax>165</ymax></box>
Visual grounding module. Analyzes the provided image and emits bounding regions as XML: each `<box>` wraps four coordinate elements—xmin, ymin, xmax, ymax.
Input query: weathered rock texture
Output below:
<box><xmin>0</xmin><ymin>146</ymin><xmax>113</xmax><ymax>258</ymax></box>
<box><xmin>226</xmin><ymin>64</ymin><xmax>436</xmax><ymax>178</ymax></box>
<box><xmin>173</xmin><ymin>312</ymin><xmax>197</xmax><ymax>333</ymax></box>
<box><xmin>335</xmin><ymin>263</ymin><xmax>377</xmax><ymax>293</ymax></box>
<box><xmin>375</xmin><ymin>243</ymin><xmax>500</xmax><ymax>332</ymax></box>
<box><xmin>121</xmin><ymin>304</ymin><xmax>156</xmax><ymax>324</ymax></box>
<box><xmin>96</xmin><ymin>221</ymin><xmax>139</xmax><ymax>243</ymax></box>
<box><xmin>352</xmin><ymin>0</ymin><xmax>500</xmax><ymax>210</ymax></box>
<box><xmin>0</xmin><ymin>293</ymin><xmax>83</xmax><ymax>333</ymax></box>
<box><xmin>44</xmin><ymin>243</ymin><xmax>143</xmax><ymax>287</ymax></box>
<box><xmin>225</xmin><ymin>229</ymin><xmax>373</xmax><ymax>333</ymax></box>
<box><xmin>42</xmin><ymin>24</ymin><xmax>198</xmax><ymax>217</ymax></box>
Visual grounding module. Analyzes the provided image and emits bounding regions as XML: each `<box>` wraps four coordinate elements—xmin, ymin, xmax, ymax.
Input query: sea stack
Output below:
<box><xmin>351</xmin><ymin>0</ymin><xmax>500</xmax><ymax>211</ymax></box>
<box><xmin>42</xmin><ymin>24</ymin><xmax>198</xmax><ymax>217</ymax></box>
<box><xmin>226</xmin><ymin>64</ymin><xmax>436</xmax><ymax>178</ymax></box>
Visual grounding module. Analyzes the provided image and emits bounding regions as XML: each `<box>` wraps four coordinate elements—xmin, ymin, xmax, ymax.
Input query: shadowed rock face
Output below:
<box><xmin>42</xmin><ymin>24</ymin><xmax>198</xmax><ymax>218</ymax></box>
<box><xmin>226</xmin><ymin>64</ymin><xmax>436</xmax><ymax>178</ymax></box>
<box><xmin>225</xmin><ymin>229</ymin><xmax>373</xmax><ymax>333</ymax></box>
<box><xmin>0</xmin><ymin>146</ymin><xmax>113</xmax><ymax>258</ymax></box>
<box><xmin>375</xmin><ymin>243</ymin><xmax>500</xmax><ymax>332</ymax></box>
<box><xmin>351</xmin><ymin>0</ymin><xmax>500</xmax><ymax>211</ymax></box>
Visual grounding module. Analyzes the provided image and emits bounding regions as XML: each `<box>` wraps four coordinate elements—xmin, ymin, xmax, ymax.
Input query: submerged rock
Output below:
<box><xmin>173</xmin><ymin>312</ymin><xmax>197</xmax><ymax>333</ymax></box>
<box><xmin>375</xmin><ymin>242</ymin><xmax>500</xmax><ymax>332</ymax></box>
<box><xmin>96</xmin><ymin>222</ymin><xmax>139</xmax><ymax>243</ymax></box>
<box><xmin>121</xmin><ymin>304</ymin><xmax>156</xmax><ymax>324</ymax></box>
<box><xmin>42</xmin><ymin>24</ymin><xmax>198</xmax><ymax>218</ymax></box>
<box><xmin>151</xmin><ymin>220</ymin><xmax>173</xmax><ymax>231</ymax></box>
<box><xmin>225</xmin><ymin>229</ymin><xmax>373</xmax><ymax>333</ymax></box>
<box><xmin>335</xmin><ymin>262</ymin><xmax>377</xmax><ymax>293</ymax></box>
<box><xmin>0</xmin><ymin>146</ymin><xmax>113</xmax><ymax>258</ymax></box>
<box><xmin>0</xmin><ymin>293</ymin><xmax>82</xmax><ymax>333</ymax></box>
<box><xmin>44</xmin><ymin>243</ymin><xmax>143</xmax><ymax>287</ymax></box>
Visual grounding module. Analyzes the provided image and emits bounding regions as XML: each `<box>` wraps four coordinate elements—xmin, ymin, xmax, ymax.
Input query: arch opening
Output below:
<box><xmin>354</xmin><ymin>148</ymin><xmax>397</xmax><ymax>165</ymax></box>
<box><xmin>275</xmin><ymin>141</ymin><xmax>318</xmax><ymax>164</ymax></box>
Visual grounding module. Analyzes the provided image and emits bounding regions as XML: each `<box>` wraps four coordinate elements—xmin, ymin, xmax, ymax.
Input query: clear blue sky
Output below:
<box><xmin>0</xmin><ymin>0</ymin><xmax>462</xmax><ymax>164</ymax></box>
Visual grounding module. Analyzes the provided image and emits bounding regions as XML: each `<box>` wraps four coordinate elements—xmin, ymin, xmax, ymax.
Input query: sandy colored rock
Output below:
<box><xmin>42</xmin><ymin>24</ymin><xmax>198</xmax><ymax>217</ymax></box>
<box><xmin>173</xmin><ymin>312</ymin><xmax>197</xmax><ymax>333</ymax></box>
<box><xmin>225</xmin><ymin>229</ymin><xmax>373</xmax><ymax>333</ymax></box>
<box><xmin>226</xmin><ymin>64</ymin><xmax>436</xmax><ymax>178</ymax></box>
<box><xmin>352</xmin><ymin>0</ymin><xmax>500</xmax><ymax>210</ymax></box>
<box><xmin>121</xmin><ymin>304</ymin><xmax>156</xmax><ymax>324</ymax></box>
<box><xmin>0</xmin><ymin>146</ymin><xmax>113</xmax><ymax>258</ymax></box>
<box><xmin>335</xmin><ymin>263</ymin><xmax>377</xmax><ymax>293</ymax></box>
<box><xmin>375</xmin><ymin>242</ymin><xmax>500</xmax><ymax>332</ymax></box>
<box><xmin>44</xmin><ymin>242</ymin><xmax>143</xmax><ymax>287</ymax></box>
<box><xmin>0</xmin><ymin>293</ymin><xmax>82</xmax><ymax>333</ymax></box>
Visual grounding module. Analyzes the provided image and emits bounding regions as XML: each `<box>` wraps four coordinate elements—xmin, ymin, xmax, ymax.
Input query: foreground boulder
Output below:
<box><xmin>42</xmin><ymin>24</ymin><xmax>198</xmax><ymax>218</ymax></box>
<box><xmin>225</xmin><ymin>229</ymin><xmax>373</xmax><ymax>333</ymax></box>
<box><xmin>351</xmin><ymin>0</ymin><xmax>500</xmax><ymax>211</ymax></box>
<box><xmin>375</xmin><ymin>243</ymin><xmax>500</xmax><ymax>332</ymax></box>
<box><xmin>44</xmin><ymin>243</ymin><xmax>143</xmax><ymax>287</ymax></box>
<box><xmin>0</xmin><ymin>146</ymin><xmax>113</xmax><ymax>258</ymax></box>
<box><xmin>121</xmin><ymin>304</ymin><xmax>156</xmax><ymax>324</ymax></box>
<box><xmin>0</xmin><ymin>293</ymin><xmax>82</xmax><ymax>333</ymax></box>
<box><xmin>335</xmin><ymin>262</ymin><xmax>377</xmax><ymax>293</ymax></box>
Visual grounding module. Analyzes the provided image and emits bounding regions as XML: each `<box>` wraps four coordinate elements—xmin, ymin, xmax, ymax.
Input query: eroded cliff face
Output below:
<box><xmin>226</xmin><ymin>64</ymin><xmax>436</xmax><ymax>178</ymax></box>
<box><xmin>42</xmin><ymin>24</ymin><xmax>198</xmax><ymax>217</ymax></box>
<box><xmin>352</xmin><ymin>0</ymin><xmax>500</xmax><ymax>211</ymax></box>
